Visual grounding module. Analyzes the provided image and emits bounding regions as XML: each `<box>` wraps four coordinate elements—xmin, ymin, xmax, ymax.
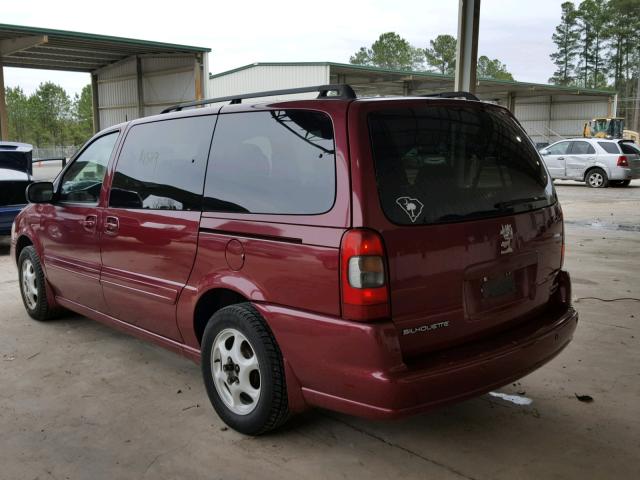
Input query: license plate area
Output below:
<box><xmin>463</xmin><ymin>252</ymin><xmax>538</xmax><ymax>321</ymax></box>
<box><xmin>481</xmin><ymin>273</ymin><xmax>516</xmax><ymax>299</ymax></box>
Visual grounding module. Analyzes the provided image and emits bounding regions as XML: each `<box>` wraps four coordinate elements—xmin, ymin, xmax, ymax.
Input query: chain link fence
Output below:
<box><xmin>31</xmin><ymin>145</ymin><xmax>80</xmax><ymax>181</ymax></box>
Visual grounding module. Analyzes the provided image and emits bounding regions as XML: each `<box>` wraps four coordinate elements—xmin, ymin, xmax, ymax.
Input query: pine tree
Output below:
<box><xmin>549</xmin><ymin>2</ymin><xmax>580</xmax><ymax>85</ymax></box>
<box><xmin>576</xmin><ymin>0</ymin><xmax>610</xmax><ymax>88</ymax></box>
<box><xmin>425</xmin><ymin>34</ymin><xmax>457</xmax><ymax>75</ymax></box>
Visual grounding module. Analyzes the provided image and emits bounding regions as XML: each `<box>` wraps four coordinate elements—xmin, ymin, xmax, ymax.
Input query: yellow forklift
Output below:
<box><xmin>583</xmin><ymin>117</ymin><xmax>639</xmax><ymax>143</ymax></box>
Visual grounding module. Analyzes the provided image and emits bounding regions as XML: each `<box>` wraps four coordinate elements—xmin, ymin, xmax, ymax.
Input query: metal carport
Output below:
<box><xmin>0</xmin><ymin>23</ymin><xmax>210</xmax><ymax>139</ymax></box>
<box><xmin>210</xmin><ymin>61</ymin><xmax>615</xmax><ymax>145</ymax></box>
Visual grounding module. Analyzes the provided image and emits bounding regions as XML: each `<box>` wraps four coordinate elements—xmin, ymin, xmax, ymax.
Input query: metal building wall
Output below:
<box><xmin>515</xmin><ymin>95</ymin><xmax>611</xmax><ymax>145</ymax></box>
<box><xmin>96</xmin><ymin>54</ymin><xmax>202</xmax><ymax>128</ymax></box>
<box><xmin>209</xmin><ymin>64</ymin><xmax>329</xmax><ymax>103</ymax></box>
<box><xmin>141</xmin><ymin>56</ymin><xmax>197</xmax><ymax>116</ymax></box>
<box><xmin>96</xmin><ymin>57</ymin><xmax>138</xmax><ymax>128</ymax></box>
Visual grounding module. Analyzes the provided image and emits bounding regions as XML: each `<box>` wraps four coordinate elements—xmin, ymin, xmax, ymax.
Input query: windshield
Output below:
<box><xmin>368</xmin><ymin>105</ymin><xmax>555</xmax><ymax>225</ymax></box>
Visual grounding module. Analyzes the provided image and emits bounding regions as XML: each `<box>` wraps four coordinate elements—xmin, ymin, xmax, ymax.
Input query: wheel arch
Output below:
<box><xmin>583</xmin><ymin>163</ymin><xmax>609</xmax><ymax>182</ymax></box>
<box><xmin>193</xmin><ymin>287</ymin><xmax>248</xmax><ymax>346</ymax></box>
<box><xmin>15</xmin><ymin>235</ymin><xmax>34</xmax><ymax>265</ymax></box>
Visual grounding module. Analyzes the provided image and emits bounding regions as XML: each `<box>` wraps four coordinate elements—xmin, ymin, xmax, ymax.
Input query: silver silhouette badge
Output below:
<box><xmin>396</xmin><ymin>197</ymin><xmax>424</xmax><ymax>223</ymax></box>
<box><xmin>500</xmin><ymin>224</ymin><xmax>514</xmax><ymax>254</ymax></box>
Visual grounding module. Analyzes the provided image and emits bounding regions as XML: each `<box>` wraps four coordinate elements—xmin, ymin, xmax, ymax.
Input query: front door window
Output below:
<box><xmin>59</xmin><ymin>132</ymin><xmax>119</xmax><ymax>203</ymax></box>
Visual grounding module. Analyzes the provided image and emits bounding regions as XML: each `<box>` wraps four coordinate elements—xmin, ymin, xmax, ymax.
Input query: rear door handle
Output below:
<box><xmin>558</xmin><ymin>157</ymin><xmax>565</xmax><ymax>160</ymax></box>
<box><xmin>104</xmin><ymin>216</ymin><xmax>119</xmax><ymax>235</ymax></box>
<box><xmin>83</xmin><ymin>215</ymin><xmax>97</xmax><ymax>232</ymax></box>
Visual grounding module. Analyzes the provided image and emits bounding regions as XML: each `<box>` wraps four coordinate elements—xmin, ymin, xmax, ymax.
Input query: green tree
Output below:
<box><xmin>576</xmin><ymin>0</ymin><xmax>610</xmax><ymax>88</ymax></box>
<box><xmin>425</xmin><ymin>34</ymin><xmax>457</xmax><ymax>75</ymax></box>
<box><xmin>30</xmin><ymin>82</ymin><xmax>72</xmax><ymax>147</ymax></box>
<box><xmin>350</xmin><ymin>32</ymin><xmax>424</xmax><ymax>70</ymax></box>
<box><xmin>5</xmin><ymin>87</ymin><xmax>31</xmax><ymax>142</ymax></box>
<box><xmin>549</xmin><ymin>2</ymin><xmax>581</xmax><ymax>85</ymax></box>
<box><xmin>70</xmin><ymin>85</ymin><xmax>94</xmax><ymax>144</ymax></box>
<box><xmin>477</xmin><ymin>56</ymin><xmax>514</xmax><ymax>80</ymax></box>
<box><xmin>606</xmin><ymin>0</ymin><xmax>640</xmax><ymax>88</ymax></box>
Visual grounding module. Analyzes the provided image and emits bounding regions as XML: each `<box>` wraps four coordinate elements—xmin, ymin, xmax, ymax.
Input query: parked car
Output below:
<box><xmin>0</xmin><ymin>142</ymin><xmax>33</xmax><ymax>235</ymax></box>
<box><xmin>11</xmin><ymin>85</ymin><xmax>577</xmax><ymax>435</ymax></box>
<box><xmin>540</xmin><ymin>137</ymin><xmax>640</xmax><ymax>188</ymax></box>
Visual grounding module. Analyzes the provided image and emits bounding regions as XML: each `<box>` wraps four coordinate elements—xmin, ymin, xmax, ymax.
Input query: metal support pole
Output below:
<box><xmin>454</xmin><ymin>0</ymin><xmax>481</xmax><ymax>93</ymax></box>
<box><xmin>506</xmin><ymin>92</ymin><xmax>516</xmax><ymax>113</ymax></box>
<box><xmin>194</xmin><ymin>54</ymin><xmax>203</xmax><ymax>101</ymax></box>
<box><xmin>548</xmin><ymin>96</ymin><xmax>553</xmax><ymax>143</ymax></box>
<box><xmin>634</xmin><ymin>58</ymin><xmax>640</xmax><ymax>132</ymax></box>
<box><xmin>91</xmin><ymin>73</ymin><xmax>100</xmax><ymax>134</ymax></box>
<box><xmin>136</xmin><ymin>56</ymin><xmax>145</xmax><ymax>117</ymax></box>
<box><xmin>0</xmin><ymin>62</ymin><xmax>8</xmax><ymax>141</ymax></box>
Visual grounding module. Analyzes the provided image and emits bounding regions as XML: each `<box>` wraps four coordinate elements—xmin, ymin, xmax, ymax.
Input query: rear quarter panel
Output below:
<box><xmin>177</xmin><ymin>100</ymin><xmax>352</xmax><ymax>350</ymax></box>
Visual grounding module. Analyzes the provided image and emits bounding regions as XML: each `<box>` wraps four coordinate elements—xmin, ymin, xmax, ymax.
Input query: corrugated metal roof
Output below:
<box><xmin>0</xmin><ymin>23</ymin><xmax>210</xmax><ymax>72</ymax></box>
<box><xmin>210</xmin><ymin>61</ymin><xmax>614</xmax><ymax>97</ymax></box>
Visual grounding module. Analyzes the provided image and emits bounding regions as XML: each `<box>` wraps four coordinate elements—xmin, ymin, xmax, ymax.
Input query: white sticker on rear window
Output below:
<box><xmin>396</xmin><ymin>196</ymin><xmax>424</xmax><ymax>223</ymax></box>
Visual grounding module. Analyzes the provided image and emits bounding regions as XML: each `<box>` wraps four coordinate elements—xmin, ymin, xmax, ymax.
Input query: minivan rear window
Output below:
<box><xmin>368</xmin><ymin>106</ymin><xmax>555</xmax><ymax>225</ymax></box>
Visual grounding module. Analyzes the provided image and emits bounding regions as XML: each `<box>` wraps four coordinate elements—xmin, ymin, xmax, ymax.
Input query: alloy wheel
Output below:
<box><xmin>588</xmin><ymin>172</ymin><xmax>604</xmax><ymax>187</ymax></box>
<box><xmin>211</xmin><ymin>328</ymin><xmax>261</xmax><ymax>415</ymax></box>
<box><xmin>21</xmin><ymin>258</ymin><xmax>38</xmax><ymax>310</ymax></box>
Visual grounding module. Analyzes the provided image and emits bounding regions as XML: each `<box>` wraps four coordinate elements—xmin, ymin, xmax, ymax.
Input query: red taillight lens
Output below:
<box><xmin>617</xmin><ymin>155</ymin><xmax>629</xmax><ymax>167</ymax></box>
<box><xmin>340</xmin><ymin>229</ymin><xmax>389</xmax><ymax>321</ymax></box>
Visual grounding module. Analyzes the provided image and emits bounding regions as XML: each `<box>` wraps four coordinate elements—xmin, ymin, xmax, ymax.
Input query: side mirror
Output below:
<box><xmin>26</xmin><ymin>181</ymin><xmax>54</xmax><ymax>203</ymax></box>
<box><xmin>540</xmin><ymin>149</ymin><xmax>549</xmax><ymax>156</ymax></box>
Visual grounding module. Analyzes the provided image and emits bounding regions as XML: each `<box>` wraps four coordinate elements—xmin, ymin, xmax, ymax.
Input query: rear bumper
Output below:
<box><xmin>610</xmin><ymin>167</ymin><xmax>640</xmax><ymax>180</ymax></box>
<box><xmin>257</xmin><ymin>303</ymin><xmax>578</xmax><ymax>419</ymax></box>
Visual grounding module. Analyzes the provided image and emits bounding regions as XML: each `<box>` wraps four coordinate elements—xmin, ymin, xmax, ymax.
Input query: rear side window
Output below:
<box><xmin>110</xmin><ymin>116</ymin><xmax>215</xmax><ymax>210</ymax></box>
<box><xmin>598</xmin><ymin>142</ymin><xmax>620</xmax><ymax>154</ymax></box>
<box><xmin>570</xmin><ymin>141</ymin><xmax>595</xmax><ymax>154</ymax></box>
<box><xmin>204</xmin><ymin>110</ymin><xmax>335</xmax><ymax>215</ymax></box>
<box><xmin>368</xmin><ymin>106</ymin><xmax>554</xmax><ymax>225</ymax></box>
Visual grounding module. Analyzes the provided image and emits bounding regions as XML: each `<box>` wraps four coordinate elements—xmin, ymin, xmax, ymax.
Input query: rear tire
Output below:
<box><xmin>586</xmin><ymin>168</ymin><xmax>608</xmax><ymax>188</ymax></box>
<box><xmin>201</xmin><ymin>303</ymin><xmax>289</xmax><ymax>435</ymax></box>
<box><xmin>18</xmin><ymin>246</ymin><xmax>60</xmax><ymax>321</ymax></box>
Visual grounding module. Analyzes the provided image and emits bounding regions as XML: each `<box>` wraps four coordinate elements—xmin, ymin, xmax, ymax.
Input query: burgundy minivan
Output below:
<box><xmin>11</xmin><ymin>85</ymin><xmax>577</xmax><ymax>435</ymax></box>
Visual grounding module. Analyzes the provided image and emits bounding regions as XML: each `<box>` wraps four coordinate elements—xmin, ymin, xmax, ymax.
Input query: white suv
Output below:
<box><xmin>541</xmin><ymin>138</ymin><xmax>640</xmax><ymax>188</ymax></box>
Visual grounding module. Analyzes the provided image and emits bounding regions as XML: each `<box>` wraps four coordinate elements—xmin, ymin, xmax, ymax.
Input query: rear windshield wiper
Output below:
<box><xmin>494</xmin><ymin>196</ymin><xmax>543</xmax><ymax>210</ymax></box>
<box><xmin>433</xmin><ymin>209</ymin><xmax>509</xmax><ymax>223</ymax></box>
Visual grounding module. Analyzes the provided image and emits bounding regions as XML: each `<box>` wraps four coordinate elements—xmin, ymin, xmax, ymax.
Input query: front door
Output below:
<box><xmin>100</xmin><ymin>115</ymin><xmax>215</xmax><ymax>340</ymax></box>
<box><xmin>565</xmin><ymin>140</ymin><xmax>596</xmax><ymax>179</ymax></box>
<box><xmin>40</xmin><ymin>131</ymin><xmax>120</xmax><ymax>312</ymax></box>
<box><xmin>542</xmin><ymin>141</ymin><xmax>570</xmax><ymax>178</ymax></box>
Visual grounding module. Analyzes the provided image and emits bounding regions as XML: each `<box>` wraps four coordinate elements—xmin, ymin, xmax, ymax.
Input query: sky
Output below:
<box><xmin>3</xmin><ymin>0</ymin><xmax>565</xmax><ymax>97</ymax></box>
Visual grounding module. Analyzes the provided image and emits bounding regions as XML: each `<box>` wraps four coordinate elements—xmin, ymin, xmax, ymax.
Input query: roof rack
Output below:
<box><xmin>421</xmin><ymin>91</ymin><xmax>479</xmax><ymax>101</ymax></box>
<box><xmin>161</xmin><ymin>84</ymin><xmax>357</xmax><ymax>113</ymax></box>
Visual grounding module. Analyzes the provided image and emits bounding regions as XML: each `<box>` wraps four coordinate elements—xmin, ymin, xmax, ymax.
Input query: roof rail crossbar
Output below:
<box><xmin>421</xmin><ymin>91</ymin><xmax>479</xmax><ymax>101</ymax></box>
<box><xmin>161</xmin><ymin>84</ymin><xmax>356</xmax><ymax>113</ymax></box>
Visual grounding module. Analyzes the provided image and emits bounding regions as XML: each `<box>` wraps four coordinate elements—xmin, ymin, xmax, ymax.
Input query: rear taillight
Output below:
<box><xmin>340</xmin><ymin>229</ymin><xmax>390</xmax><ymax>321</ymax></box>
<box><xmin>617</xmin><ymin>155</ymin><xmax>629</xmax><ymax>167</ymax></box>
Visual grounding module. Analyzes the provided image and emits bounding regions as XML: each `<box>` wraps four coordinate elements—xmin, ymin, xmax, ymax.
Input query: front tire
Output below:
<box><xmin>18</xmin><ymin>246</ymin><xmax>59</xmax><ymax>321</ymax></box>
<box><xmin>586</xmin><ymin>168</ymin><xmax>608</xmax><ymax>188</ymax></box>
<box><xmin>201</xmin><ymin>303</ymin><xmax>289</xmax><ymax>435</ymax></box>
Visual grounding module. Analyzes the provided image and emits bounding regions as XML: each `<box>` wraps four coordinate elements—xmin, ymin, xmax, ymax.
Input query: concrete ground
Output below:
<box><xmin>1</xmin><ymin>181</ymin><xmax>639</xmax><ymax>480</ymax></box>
